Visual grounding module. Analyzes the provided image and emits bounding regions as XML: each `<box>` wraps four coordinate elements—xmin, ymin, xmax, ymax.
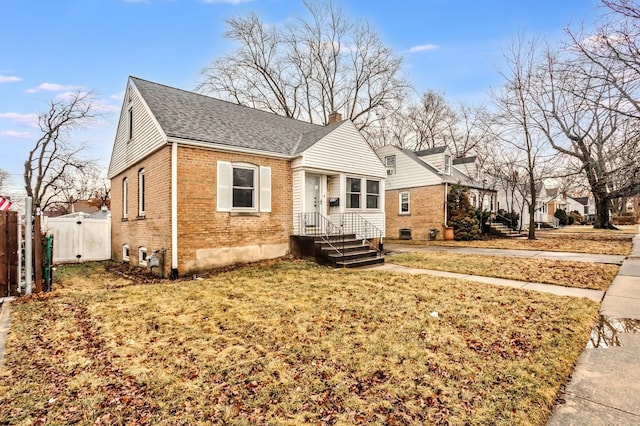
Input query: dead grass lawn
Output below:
<box><xmin>387</xmin><ymin>251</ymin><xmax>618</xmax><ymax>291</ymax></box>
<box><xmin>387</xmin><ymin>228</ymin><xmax>633</xmax><ymax>255</ymax></box>
<box><xmin>0</xmin><ymin>261</ymin><xmax>598</xmax><ymax>425</ymax></box>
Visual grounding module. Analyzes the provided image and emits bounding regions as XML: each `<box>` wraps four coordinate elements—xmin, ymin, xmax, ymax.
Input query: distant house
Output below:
<box><xmin>375</xmin><ymin>144</ymin><xmax>495</xmax><ymax>240</ymax></box>
<box><xmin>44</xmin><ymin>199</ymin><xmax>101</xmax><ymax>218</ymax></box>
<box><xmin>108</xmin><ymin>77</ymin><xmax>386</xmax><ymax>277</ymax></box>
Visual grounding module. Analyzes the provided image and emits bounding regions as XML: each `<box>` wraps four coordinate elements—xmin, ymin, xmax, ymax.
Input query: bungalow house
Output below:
<box><xmin>375</xmin><ymin>144</ymin><xmax>496</xmax><ymax>240</ymax></box>
<box><xmin>108</xmin><ymin>77</ymin><xmax>386</xmax><ymax>277</ymax></box>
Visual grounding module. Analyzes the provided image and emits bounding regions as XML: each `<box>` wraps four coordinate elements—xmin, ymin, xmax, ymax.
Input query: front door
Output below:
<box><xmin>305</xmin><ymin>174</ymin><xmax>322</xmax><ymax>227</ymax></box>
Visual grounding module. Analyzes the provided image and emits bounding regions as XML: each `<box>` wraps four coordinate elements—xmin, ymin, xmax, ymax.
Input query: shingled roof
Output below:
<box><xmin>131</xmin><ymin>77</ymin><xmax>341</xmax><ymax>156</ymax></box>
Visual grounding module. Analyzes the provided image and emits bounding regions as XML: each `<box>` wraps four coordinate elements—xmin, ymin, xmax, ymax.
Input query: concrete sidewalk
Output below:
<box><xmin>385</xmin><ymin>243</ymin><xmax>625</xmax><ymax>265</ymax></box>
<box><xmin>548</xmin><ymin>228</ymin><xmax>640</xmax><ymax>425</ymax></box>
<box><xmin>368</xmin><ymin>262</ymin><xmax>604</xmax><ymax>302</ymax></box>
<box><xmin>0</xmin><ymin>297</ymin><xmax>14</xmax><ymax>371</ymax></box>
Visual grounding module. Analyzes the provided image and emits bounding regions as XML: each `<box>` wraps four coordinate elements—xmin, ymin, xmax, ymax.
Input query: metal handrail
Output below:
<box><xmin>298</xmin><ymin>212</ymin><xmax>344</xmax><ymax>258</ymax></box>
<box><xmin>491</xmin><ymin>213</ymin><xmax>514</xmax><ymax>230</ymax></box>
<box><xmin>340</xmin><ymin>213</ymin><xmax>384</xmax><ymax>257</ymax></box>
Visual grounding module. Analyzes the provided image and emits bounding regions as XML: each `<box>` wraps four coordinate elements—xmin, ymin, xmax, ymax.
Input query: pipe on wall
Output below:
<box><xmin>171</xmin><ymin>142</ymin><xmax>179</xmax><ymax>279</ymax></box>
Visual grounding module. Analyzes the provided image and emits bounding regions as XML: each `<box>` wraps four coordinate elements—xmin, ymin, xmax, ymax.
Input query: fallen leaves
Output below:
<box><xmin>0</xmin><ymin>260</ymin><xmax>599</xmax><ymax>425</ymax></box>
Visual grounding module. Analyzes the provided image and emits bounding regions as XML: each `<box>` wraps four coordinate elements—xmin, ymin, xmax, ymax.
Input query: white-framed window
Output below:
<box><xmin>122</xmin><ymin>177</ymin><xmax>128</xmax><ymax>219</ymax></box>
<box><xmin>139</xmin><ymin>246</ymin><xmax>147</xmax><ymax>266</ymax></box>
<box><xmin>366</xmin><ymin>179</ymin><xmax>380</xmax><ymax>209</ymax></box>
<box><xmin>138</xmin><ymin>168</ymin><xmax>145</xmax><ymax>217</ymax></box>
<box><xmin>385</xmin><ymin>155</ymin><xmax>396</xmax><ymax>175</ymax></box>
<box><xmin>346</xmin><ymin>177</ymin><xmax>361</xmax><ymax>209</ymax></box>
<box><xmin>444</xmin><ymin>155</ymin><xmax>451</xmax><ymax>175</ymax></box>
<box><xmin>232</xmin><ymin>165</ymin><xmax>257</xmax><ymax>209</ymax></box>
<box><xmin>217</xmin><ymin>161</ymin><xmax>271</xmax><ymax>212</ymax></box>
<box><xmin>128</xmin><ymin>107</ymin><xmax>133</xmax><ymax>141</ymax></box>
<box><xmin>399</xmin><ymin>192</ymin><xmax>410</xmax><ymax>215</ymax></box>
<box><xmin>122</xmin><ymin>244</ymin><xmax>130</xmax><ymax>262</ymax></box>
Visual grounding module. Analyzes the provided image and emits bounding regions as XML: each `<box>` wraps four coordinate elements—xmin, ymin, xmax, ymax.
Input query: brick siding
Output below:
<box><xmin>111</xmin><ymin>144</ymin><xmax>292</xmax><ymax>276</ymax></box>
<box><xmin>385</xmin><ymin>185</ymin><xmax>446</xmax><ymax>240</ymax></box>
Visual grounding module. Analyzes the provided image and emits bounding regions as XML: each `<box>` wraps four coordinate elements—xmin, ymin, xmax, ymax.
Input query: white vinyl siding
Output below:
<box><xmin>298</xmin><ymin>122</ymin><xmax>386</xmax><ymax>178</ymax></box>
<box><xmin>108</xmin><ymin>80</ymin><xmax>167</xmax><ymax>178</ymax></box>
<box><xmin>376</xmin><ymin>145</ymin><xmax>441</xmax><ymax>190</ymax></box>
<box><xmin>292</xmin><ymin>169</ymin><xmax>303</xmax><ymax>232</ymax></box>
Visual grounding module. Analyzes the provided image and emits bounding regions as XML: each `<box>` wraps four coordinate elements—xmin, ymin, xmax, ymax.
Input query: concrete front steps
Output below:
<box><xmin>489</xmin><ymin>223</ymin><xmax>525</xmax><ymax>238</ymax></box>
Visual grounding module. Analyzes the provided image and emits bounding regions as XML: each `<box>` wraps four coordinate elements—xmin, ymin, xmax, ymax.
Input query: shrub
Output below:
<box><xmin>447</xmin><ymin>184</ymin><xmax>481</xmax><ymax>240</ymax></box>
<box><xmin>554</xmin><ymin>208</ymin><xmax>569</xmax><ymax>226</ymax></box>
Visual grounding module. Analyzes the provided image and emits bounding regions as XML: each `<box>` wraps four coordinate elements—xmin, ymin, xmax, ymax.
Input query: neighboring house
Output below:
<box><xmin>108</xmin><ymin>77</ymin><xmax>386</xmax><ymax>277</ymax></box>
<box><xmin>44</xmin><ymin>199</ymin><xmax>101</xmax><ymax>218</ymax></box>
<box><xmin>575</xmin><ymin>196</ymin><xmax>596</xmax><ymax>223</ymax></box>
<box><xmin>376</xmin><ymin>144</ymin><xmax>495</xmax><ymax>240</ymax></box>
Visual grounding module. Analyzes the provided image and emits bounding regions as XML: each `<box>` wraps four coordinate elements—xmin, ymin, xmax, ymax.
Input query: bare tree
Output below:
<box><xmin>567</xmin><ymin>0</ymin><xmax>640</xmax><ymax>120</ymax></box>
<box><xmin>0</xmin><ymin>168</ymin><xmax>9</xmax><ymax>192</ymax></box>
<box><xmin>491</xmin><ymin>36</ymin><xmax>558</xmax><ymax>239</ymax></box>
<box><xmin>530</xmin><ymin>44</ymin><xmax>640</xmax><ymax>228</ymax></box>
<box><xmin>198</xmin><ymin>0</ymin><xmax>409</xmax><ymax>131</ymax></box>
<box><xmin>24</xmin><ymin>91</ymin><xmax>98</xmax><ymax>211</ymax></box>
<box><xmin>449</xmin><ymin>104</ymin><xmax>493</xmax><ymax>158</ymax></box>
<box><xmin>406</xmin><ymin>90</ymin><xmax>456</xmax><ymax>150</ymax></box>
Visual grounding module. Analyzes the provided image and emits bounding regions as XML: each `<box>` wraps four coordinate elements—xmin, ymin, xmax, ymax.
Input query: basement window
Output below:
<box><xmin>123</xmin><ymin>244</ymin><xmax>130</xmax><ymax>262</ymax></box>
<box><xmin>139</xmin><ymin>246</ymin><xmax>147</xmax><ymax>266</ymax></box>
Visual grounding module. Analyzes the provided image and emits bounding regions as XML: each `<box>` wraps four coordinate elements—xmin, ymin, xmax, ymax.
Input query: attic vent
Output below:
<box><xmin>399</xmin><ymin>228</ymin><xmax>412</xmax><ymax>240</ymax></box>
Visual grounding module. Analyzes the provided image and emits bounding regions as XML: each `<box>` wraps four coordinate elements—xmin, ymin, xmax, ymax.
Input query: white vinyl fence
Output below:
<box><xmin>44</xmin><ymin>212</ymin><xmax>111</xmax><ymax>263</ymax></box>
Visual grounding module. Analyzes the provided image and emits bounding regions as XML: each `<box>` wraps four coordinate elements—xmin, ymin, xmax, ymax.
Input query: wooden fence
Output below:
<box><xmin>0</xmin><ymin>211</ymin><xmax>19</xmax><ymax>297</ymax></box>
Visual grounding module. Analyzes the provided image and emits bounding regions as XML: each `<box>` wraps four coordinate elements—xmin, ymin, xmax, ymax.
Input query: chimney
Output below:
<box><xmin>328</xmin><ymin>111</ymin><xmax>342</xmax><ymax>124</ymax></box>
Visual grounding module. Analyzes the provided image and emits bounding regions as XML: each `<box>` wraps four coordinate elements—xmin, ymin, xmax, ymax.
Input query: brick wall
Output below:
<box><xmin>110</xmin><ymin>146</ymin><xmax>173</xmax><ymax>275</ymax></box>
<box><xmin>385</xmin><ymin>185</ymin><xmax>446</xmax><ymax>240</ymax></box>
<box><xmin>111</xmin><ymin>144</ymin><xmax>293</xmax><ymax>276</ymax></box>
<box><xmin>176</xmin><ymin>146</ymin><xmax>293</xmax><ymax>273</ymax></box>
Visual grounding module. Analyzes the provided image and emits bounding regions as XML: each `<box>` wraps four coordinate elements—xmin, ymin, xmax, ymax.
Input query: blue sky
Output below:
<box><xmin>0</xmin><ymin>0</ymin><xmax>600</xmax><ymax>197</ymax></box>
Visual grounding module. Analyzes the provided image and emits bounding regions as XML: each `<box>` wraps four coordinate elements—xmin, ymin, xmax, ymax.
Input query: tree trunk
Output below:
<box><xmin>528</xmin><ymin>178</ymin><xmax>537</xmax><ymax>239</ymax></box>
<box><xmin>594</xmin><ymin>194</ymin><xmax>616</xmax><ymax>229</ymax></box>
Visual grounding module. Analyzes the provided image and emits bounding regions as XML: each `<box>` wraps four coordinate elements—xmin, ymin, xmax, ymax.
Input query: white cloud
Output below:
<box><xmin>408</xmin><ymin>44</ymin><xmax>439</xmax><ymax>53</ymax></box>
<box><xmin>54</xmin><ymin>90</ymin><xmax>90</xmax><ymax>102</ymax></box>
<box><xmin>110</xmin><ymin>91</ymin><xmax>126</xmax><ymax>101</ymax></box>
<box><xmin>0</xmin><ymin>130</ymin><xmax>32</xmax><ymax>139</ymax></box>
<box><xmin>201</xmin><ymin>0</ymin><xmax>254</xmax><ymax>4</ymax></box>
<box><xmin>93</xmin><ymin>101</ymin><xmax>121</xmax><ymax>114</ymax></box>
<box><xmin>0</xmin><ymin>112</ymin><xmax>39</xmax><ymax>127</ymax></box>
<box><xmin>27</xmin><ymin>82</ymin><xmax>82</xmax><ymax>94</ymax></box>
<box><xmin>0</xmin><ymin>75</ymin><xmax>21</xmax><ymax>83</ymax></box>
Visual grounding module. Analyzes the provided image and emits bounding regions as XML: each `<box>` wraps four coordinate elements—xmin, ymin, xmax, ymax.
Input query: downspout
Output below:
<box><xmin>443</xmin><ymin>183</ymin><xmax>448</xmax><ymax>227</ymax></box>
<box><xmin>170</xmin><ymin>142</ymin><xmax>179</xmax><ymax>279</ymax></box>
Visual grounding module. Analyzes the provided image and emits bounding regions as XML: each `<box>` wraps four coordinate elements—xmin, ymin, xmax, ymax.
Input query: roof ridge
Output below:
<box><xmin>129</xmin><ymin>76</ymin><xmax>327</xmax><ymax>130</ymax></box>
